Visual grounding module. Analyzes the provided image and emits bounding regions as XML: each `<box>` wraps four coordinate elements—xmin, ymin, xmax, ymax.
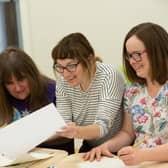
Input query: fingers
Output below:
<box><xmin>103</xmin><ymin>150</ymin><xmax>114</xmax><ymax>158</ymax></box>
<box><xmin>83</xmin><ymin>145</ymin><xmax>114</xmax><ymax>162</ymax></box>
<box><xmin>83</xmin><ymin>148</ymin><xmax>101</xmax><ymax>161</ymax></box>
<box><xmin>82</xmin><ymin>152</ymin><xmax>90</xmax><ymax>161</ymax></box>
<box><xmin>118</xmin><ymin>146</ymin><xmax>137</xmax><ymax>166</ymax></box>
<box><xmin>118</xmin><ymin>146</ymin><xmax>133</xmax><ymax>157</ymax></box>
<box><xmin>56</xmin><ymin>122</ymin><xmax>77</xmax><ymax>138</ymax></box>
<box><xmin>67</xmin><ymin>122</ymin><xmax>76</xmax><ymax>126</ymax></box>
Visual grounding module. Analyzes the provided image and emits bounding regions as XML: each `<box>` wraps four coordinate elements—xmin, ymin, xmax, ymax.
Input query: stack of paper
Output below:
<box><xmin>0</xmin><ymin>103</ymin><xmax>66</xmax><ymax>166</ymax></box>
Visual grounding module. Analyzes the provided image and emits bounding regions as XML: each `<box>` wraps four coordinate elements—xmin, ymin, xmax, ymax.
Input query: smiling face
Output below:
<box><xmin>56</xmin><ymin>58</ymin><xmax>88</xmax><ymax>88</ymax></box>
<box><xmin>5</xmin><ymin>74</ymin><xmax>30</xmax><ymax>100</ymax></box>
<box><xmin>126</xmin><ymin>35</ymin><xmax>151</xmax><ymax>80</ymax></box>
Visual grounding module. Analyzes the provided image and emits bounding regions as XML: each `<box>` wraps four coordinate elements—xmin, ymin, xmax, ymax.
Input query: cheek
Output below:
<box><xmin>76</xmin><ymin>66</ymin><xmax>86</xmax><ymax>76</ymax></box>
<box><xmin>25</xmin><ymin>83</ymin><xmax>31</xmax><ymax>93</ymax></box>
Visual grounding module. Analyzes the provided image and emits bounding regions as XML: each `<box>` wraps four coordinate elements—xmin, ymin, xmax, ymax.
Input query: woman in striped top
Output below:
<box><xmin>51</xmin><ymin>32</ymin><xmax>125</xmax><ymax>152</ymax></box>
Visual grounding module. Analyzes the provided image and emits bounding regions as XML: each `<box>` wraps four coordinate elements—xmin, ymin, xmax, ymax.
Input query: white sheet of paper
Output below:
<box><xmin>79</xmin><ymin>157</ymin><xmax>138</xmax><ymax>168</ymax></box>
<box><xmin>0</xmin><ymin>103</ymin><xmax>66</xmax><ymax>159</ymax></box>
<box><xmin>0</xmin><ymin>152</ymin><xmax>54</xmax><ymax>166</ymax></box>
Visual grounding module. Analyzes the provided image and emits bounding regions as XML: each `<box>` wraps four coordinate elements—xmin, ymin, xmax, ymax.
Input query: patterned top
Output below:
<box><xmin>56</xmin><ymin>62</ymin><xmax>125</xmax><ymax>146</ymax></box>
<box><xmin>124</xmin><ymin>82</ymin><xmax>168</xmax><ymax>148</ymax></box>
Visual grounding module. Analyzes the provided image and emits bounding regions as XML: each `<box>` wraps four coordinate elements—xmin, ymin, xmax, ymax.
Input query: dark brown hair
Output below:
<box><xmin>0</xmin><ymin>47</ymin><xmax>52</xmax><ymax>126</ymax></box>
<box><xmin>123</xmin><ymin>22</ymin><xmax>168</xmax><ymax>84</ymax></box>
<box><xmin>52</xmin><ymin>32</ymin><xmax>102</xmax><ymax>79</ymax></box>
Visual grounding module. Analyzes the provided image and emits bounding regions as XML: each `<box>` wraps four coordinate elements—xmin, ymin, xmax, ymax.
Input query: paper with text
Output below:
<box><xmin>79</xmin><ymin>157</ymin><xmax>138</xmax><ymax>168</ymax></box>
<box><xmin>0</xmin><ymin>103</ymin><xmax>66</xmax><ymax>161</ymax></box>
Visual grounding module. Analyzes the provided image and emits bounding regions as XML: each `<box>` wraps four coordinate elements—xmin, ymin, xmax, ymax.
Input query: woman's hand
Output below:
<box><xmin>118</xmin><ymin>146</ymin><xmax>143</xmax><ymax>166</ymax></box>
<box><xmin>57</xmin><ymin>122</ymin><xmax>77</xmax><ymax>139</ymax></box>
<box><xmin>83</xmin><ymin>141</ymin><xmax>114</xmax><ymax>161</ymax></box>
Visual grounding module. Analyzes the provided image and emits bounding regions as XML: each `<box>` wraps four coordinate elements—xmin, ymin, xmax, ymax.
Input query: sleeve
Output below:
<box><xmin>123</xmin><ymin>85</ymin><xmax>131</xmax><ymax>114</ymax></box>
<box><xmin>47</xmin><ymin>80</ymin><xmax>56</xmax><ymax>106</ymax></box>
<box><xmin>56</xmin><ymin>79</ymin><xmax>73</xmax><ymax>123</ymax></box>
<box><xmin>123</xmin><ymin>83</ymin><xmax>140</xmax><ymax>115</ymax></box>
<box><xmin>94</xmin><ymin>68</ymin><xmax>125</xmax><ymax>138</ymax></box>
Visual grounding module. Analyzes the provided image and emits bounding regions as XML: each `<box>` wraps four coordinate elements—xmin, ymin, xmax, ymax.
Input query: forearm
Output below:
<box><xmin>140</xmin><ymin>143</ymin><xmax>168</xmax><ymax>162</ymax></box>
<box><xmin>107</xmin><ymin>130</ymin><xmax>134</xmax><ymax>152</ymax></box>
<box><xmin>75</xmin><ymin>124</ymin><xmax>100</xmax><ymax>140</ymax></box>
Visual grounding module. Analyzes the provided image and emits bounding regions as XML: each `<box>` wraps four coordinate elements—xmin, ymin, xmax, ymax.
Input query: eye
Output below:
<box><xmin>5</xmin><ymin>81</ymin><xmax>13</xmax><ymax>85</ymax></box>
<box><xmin>67</xmin><ymin>64</ymin><xmax>76</xmax><ymax>70</ymax></box>
<box><xmin>132</xmin><ymin>52</ymin><xmax>141</xmax><ymax>57</ymax></box>
<box><xmin>54</xmin><ymin>65</ymin><xmax>63</xmax><ymax>70</ymax></box>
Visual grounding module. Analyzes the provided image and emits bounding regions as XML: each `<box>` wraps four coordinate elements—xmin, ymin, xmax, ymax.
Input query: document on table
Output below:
<box><xmin>79</xmin><ymin>157</ymin><xmax>139</xmax><ymax>168</ymax></box>
<box><xmin>0</xmin><ymin>151</ymin><xmax>54</xmax><ymax>166</ymax></box>
<box><xmin>0</xmin><ymin>103</ymin><xmax>66</xmax><ymax>166</ymax></box>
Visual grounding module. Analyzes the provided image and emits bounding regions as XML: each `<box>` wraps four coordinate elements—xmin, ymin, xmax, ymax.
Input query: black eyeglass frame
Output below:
<box><xmin>53</xmin><ymin>61</ymin><xmax>80</xmax><ymax>73</ymax></box>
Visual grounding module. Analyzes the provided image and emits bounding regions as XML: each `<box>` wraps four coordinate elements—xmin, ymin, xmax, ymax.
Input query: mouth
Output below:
<box><xmin>134</xmin><ymin>65</ymin><xmax>143</xmax><ymax>72</ymax></box>
<box><xmin>66</xmin><ymin>76</ymin><xmax>76</xmax><ymax>83</ymax></box>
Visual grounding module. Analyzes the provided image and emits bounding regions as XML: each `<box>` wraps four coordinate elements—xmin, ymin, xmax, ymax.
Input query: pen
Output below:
<box><xmin>133</xmin><ymin>136</ymin><xmax>150</xmax><ymax>149</ymax></box>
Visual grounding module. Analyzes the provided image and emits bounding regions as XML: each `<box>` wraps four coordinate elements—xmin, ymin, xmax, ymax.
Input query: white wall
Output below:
<box><xmin>19</xmin><ymin>0</ymin><xmax>168</xmax><ymax>78</ymax></box>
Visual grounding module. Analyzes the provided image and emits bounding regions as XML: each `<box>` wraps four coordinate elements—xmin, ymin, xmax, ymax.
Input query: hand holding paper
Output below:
<box><xmin>56</xmin><ymin>122</ymin><xmax>77</xmax><ymax>139</ymax></box>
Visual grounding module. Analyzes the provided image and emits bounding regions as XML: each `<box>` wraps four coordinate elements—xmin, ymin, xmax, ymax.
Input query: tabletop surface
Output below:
<box><xmin>0</xmin><ymin>148</ymin><xmax>68</xmax><ymax>168</ymax></box>
<box><xmin>57</xmin><ymin>153</ymin><xmax>168</xmax><ymax>168</ymax></box>
<box><xmin>1</xmin><ymin>149</ymin><xmax>168</xmax><ymax>168</ymax></box>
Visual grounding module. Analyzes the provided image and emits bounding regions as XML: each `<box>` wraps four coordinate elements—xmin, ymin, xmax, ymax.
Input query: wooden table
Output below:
<box><xmin>57</xmin><ymin>153</ymin><xmax>168</xmax><ymax>168</ymax></box>
<box><xmin>0</xmin><ymin>148</ymin><xmax>68</xmax><ymax>168</ymax></box>
<box><xmin>2</xmin><ymin>149</ymin><xmax>168</xmax><ymax>168</ymax></box>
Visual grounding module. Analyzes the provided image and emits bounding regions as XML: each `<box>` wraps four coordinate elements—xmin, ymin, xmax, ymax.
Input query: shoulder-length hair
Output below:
<box><xmin>123</xmin><ymin>22</ymin><xmax>168</xmax><ymax>84</ymax></box>
<box><xmin>0</xmin><ymin>47</ymin><xmax>51</xmax><ymax>126</ymax></box>
<box><xmin>51</xmin><ymin>32</ymin><xmax>98</xmax><ymax>79</ymax></box>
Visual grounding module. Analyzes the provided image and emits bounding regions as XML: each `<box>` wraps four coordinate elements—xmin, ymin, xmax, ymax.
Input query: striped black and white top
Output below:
<box><xmin>56</xmin><ymin>62</ymin><xmax>125</xmax><ymax>146</ymax></box>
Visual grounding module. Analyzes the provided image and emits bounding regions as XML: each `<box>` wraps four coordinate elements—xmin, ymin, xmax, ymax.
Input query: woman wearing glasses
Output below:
<box><xmin>51</xmin><ymin>32</ymin><xmax>125</xmax><ymax>152</ymax></box>
<box><xmin>83</xmin><ymin>22</ymin><xmax>168</xmax><ymax>165</ymax></box>
<box><xmin>0</xmin><ymin>47</ymin><xmax>74</xmax><ymax>154</ymax></box>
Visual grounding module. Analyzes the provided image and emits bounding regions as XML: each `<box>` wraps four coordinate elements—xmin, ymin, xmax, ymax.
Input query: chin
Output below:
<box><xmin>68</xmin><ymin>82</ymin><xmax>78</xmax><ymax>88</ymax></box>
<box><xmin>136</xmin><ymin>72</ymin><xmax>144</xmax><ymax>78</ymax></box>
<box><xmin>15</xmin><ymin>95</ymin><xmax>27</xmax><ymax>100</ymax></box>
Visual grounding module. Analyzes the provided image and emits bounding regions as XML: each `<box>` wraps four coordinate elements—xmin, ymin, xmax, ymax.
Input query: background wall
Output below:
<box><xmin>19</xmin><ymin>0</ymin><xmax>168</xmax><ymax>78</ymax></box>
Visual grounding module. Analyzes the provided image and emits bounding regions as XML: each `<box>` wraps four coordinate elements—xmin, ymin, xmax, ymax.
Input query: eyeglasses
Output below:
<box><xmin>53</xmin><ymin>62</ymin><xmax>80</xmax><ymax>73</ymax></box>
<box><xmin>126</xmin><ymin>49</ymin><xmax>146</xmax><ymax>62</ymax></box>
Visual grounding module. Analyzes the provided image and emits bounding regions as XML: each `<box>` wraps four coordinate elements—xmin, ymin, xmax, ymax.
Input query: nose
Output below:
<box><xmin>129</xmin><ymin>57</ymin><xmax>137</xmax><ymax>65</ymax></box>
<box><xmin>14</xmin><ymin>82</ymin><xmax>22</xmax><ymax>91</ymax></box>
<box><xmin>61</xmin><ymin>69</ymin><xmax>71</xmax><ymax>78</ymax></box>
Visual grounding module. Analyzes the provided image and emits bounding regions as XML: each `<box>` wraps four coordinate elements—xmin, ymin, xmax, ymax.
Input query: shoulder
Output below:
<box><xmin>96</xmin><ymin>62</ymin><xmax>118</xmax><ymax>74</ymax></box>
<box><xmin>124</xmin><ymin>83</ymin><xmax>143</xmax><ymax>97</ymax></box>
<box><xmin>96</xmin><ymin>62</ymin><xmax>125</xmax><ymax>85</ymax></box>
<box><xmin>96</xmin><ymin>62</ymin><xmax>124</xmax><ymax>78</ymax></box>
<box><xmin>47</xmin><ymin>79</ymin><xmax>56</xmax><ymax>86</ymax></box>
<box><xmin>45</xmin><ymin>79</ymin><xmax>56</xmax><ymax>96</ymax></box>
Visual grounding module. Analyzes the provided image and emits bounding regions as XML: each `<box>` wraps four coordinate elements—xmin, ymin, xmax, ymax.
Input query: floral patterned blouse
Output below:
<box><xmin>124</xmin><ymin>82</ymin><xmax>168</xmax><ymax>148</ymax></box>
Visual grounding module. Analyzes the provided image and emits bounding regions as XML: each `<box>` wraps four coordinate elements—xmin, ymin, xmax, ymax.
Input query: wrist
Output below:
<box><xmin>74</xmin><ymin>125</ymin><xmax>79</xmax><ymax>138</ymax></box>
<box><xmin>137</xmin><ymin>149</ymin><xmax>147</xmax><ymax>163</ymax></box>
